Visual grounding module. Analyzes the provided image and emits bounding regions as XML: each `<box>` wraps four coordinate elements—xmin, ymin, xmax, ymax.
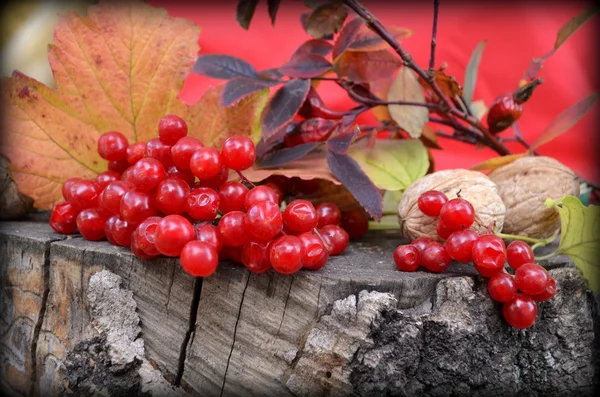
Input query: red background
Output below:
<box><xmin>150</xmin><ymin>1</ymin><xmax>599</xmax><ymax>182</ymax></box>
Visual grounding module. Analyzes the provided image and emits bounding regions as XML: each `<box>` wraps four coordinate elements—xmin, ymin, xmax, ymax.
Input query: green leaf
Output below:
<box><xmin>463</xmin><ymin>40</ymin><xmax>486</xmax><ymax>106</ymax></box>
<box><xmin>545</xmin><ymin>196</ymin><xmax>600</xmax><ymax>292</ymax></box>
<box><xmin>369</xmin><ymin>215</ymin><xmax>400</xmax><ymax>231</ymax></box>
<box><xmin>554</xmin><ymin>8</ymin><xmax>597</xmax><ymax>50</ymax></box>
<box><xmin>382</xmin><ymin>190</ymin><xmax>403</xmax><ymax>215</ymax></box>
<box><xmin>348</xmin><ymin>139</ymin><xmax>429</xmax><ymax>191</ymax></box>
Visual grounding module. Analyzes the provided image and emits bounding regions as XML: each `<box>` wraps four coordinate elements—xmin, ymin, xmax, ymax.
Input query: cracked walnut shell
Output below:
<box><xmin>398</xmin><ymin>169</ymin><xmax>506</xmax><ymax>242</ymax></box>
<box><xmin>488</xmin><ymin>156</ymin><xmax>580</xmax><ymax>239</ymax></box>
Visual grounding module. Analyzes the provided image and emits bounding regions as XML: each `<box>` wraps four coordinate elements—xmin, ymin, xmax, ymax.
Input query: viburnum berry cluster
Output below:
<box><xmin>49</xmin><ymin>114</ymin><xmax>362</xmax><ymax>278</ymax></box>
<box><xmin>393</xmin><ymin>190</ymin><xmax>557</xmax><ymax>329</ymax></box>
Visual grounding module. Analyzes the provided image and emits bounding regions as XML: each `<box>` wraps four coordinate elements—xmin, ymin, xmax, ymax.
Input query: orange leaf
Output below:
<box><xmin>334</xmin><ymin>50</ymin><xmax>402</xmax><ymax>83</ymax></box>
<box><xmin>0</xmin><ymin>1</ymin><xmax>268</xmax><ymax>210</ymax></box>
<box><xmin>418</xmin><ymin>70</ymin><xmax>463</xmax><ymax>100</ymax></box>
<box><xmin>369</xmin><ymin>76</ymin><xmax>394</xmax><ymax>121</ymax></box>
<box><xmin>470</xmin><ymin>153</ymin><xmax>528</xmax><ymax>171</ymax></box>
<box><xmin>348</xmin><ymin>25</ymin><xmax>412</xmax><ymax>52</ymax></box>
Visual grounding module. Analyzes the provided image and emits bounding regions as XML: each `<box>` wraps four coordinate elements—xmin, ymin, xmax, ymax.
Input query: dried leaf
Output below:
<box><xmin>523</xmin><ymin>50</ymin><xmax>555</xmax><ymax>81</ymax></box>
<box><xmin>334</xmin><ymin>50</ymin><xmax>402</xmax><ymax>83</ymax></box>
<box><xmin>267</xmin><ymin>0</ymin><xmax>281</xmax><ymax>26</ymax></box>
<box><xmin>419</xmin><ymin>70</ymin><xmax>463</xmax><ymax>99</ymax></box>
<box><xmin>463</xmin><ymin>40</ymin><xmax>486</xmax><ymax>106</ymax></box>
<box><xmin>369</xmin><ymin>77</ymin><xmax>394</xmax><ymax>121</ymax></box>
<box><xmin>236</xmin><ymin>0</ymin><xmax>260</xmax><ymax>30</ymax></box>
<box><xmin>291</xmin><ymin>179</ymin><xmax>361</xmax><ymax>213</ymax></box>
<box><xmin>388</xmin><ymin>67</ymin><xmax>429</xmax><ymax>138</ymax></box>
<box><xmin>0</xmin><ymin>2</ymin><xmax>268</xmax><ymax>209</ymax></box>
<box><xmin>193</xmin><ymin>54</ymin><xmax>258</xmax><ymax>79</ymax></box>
<box><xmin>292</xmin><ymin>39</ymin><xmax>334</xmax><ymax>58</ymax></box>
<box><xmin>469</xmin><ymin>99</ymin><xmax>488</xmax><ymax>121</ymax></box>
<box><xmin>332</xmin><ymin>18</ymin><xmax>364</xmax><ymax>59</ymax></box>
<box><xmin>420</xmin><ymin>125</ymin><xmax>442</xmax><ymax>150</ymax></box>
<box><xmin>261</xmin><ymin>79</ymin><xmax>312</xmax><ymax>138</ymax></box>
<box><xmin>257</xmin><ymin>142</ymin><xmax>320</xmax><ymax>168</ymax></box>
<box><xmin>306</xmin><ymin>2</ymin><xmax>348</xmax><ymax>39</ymax></box>
<box><xmin>555</xmin><ymin>8</ymin><xmax>596</xmax><ymax>50</ymax></box>
<box><xmin>531</xmin><ymin>92</ymin><xmax>598</xmax><ymax>150</ymax></box>
<box><xmin>469</xmin><ymin>153</ymin><xmax>528</xmax><ymax>171</ymax></box>
<box><xmin>348</xmin><ymin>25</ymin><xmax>412</xmax><ymax>52</ymax></box>
<box><xmin>347</xmin><ymin>139</ymin><xmax>429</xmax><ymax>191</ymax></box>
<box><xmin>327</xmin><ymin>151</ymin><xmax>383</xmax><ymax>220</ymax></box>
<box><xmin>221</xmin><ymin>77</ymin><xmax>279</xmax><ymax>108</ymax></box>
<box><xmin>279</xmin><ymin>54</ymin><xmax>332</xmax><ymax>78</ymax></box>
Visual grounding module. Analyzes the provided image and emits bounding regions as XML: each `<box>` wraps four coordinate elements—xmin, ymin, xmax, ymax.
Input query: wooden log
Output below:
<box><xmin>0</xmin><ymin>220</ymin><xmax>598</xmax><ymax>397</ymax></box>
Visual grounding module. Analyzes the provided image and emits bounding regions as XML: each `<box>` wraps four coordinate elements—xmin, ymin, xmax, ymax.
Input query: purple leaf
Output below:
<box><xmin>259</xmin><ymin>68</ymin><xmax>285</xmax><ymax>80</ymax></box>
<box><xmin>327</xmin><ymin>151</ymin><xmax>383</xmax><ymax>220</ymax></box>
<box><xmin>221</xmin><ymin>77</ymin><xmax>281</xmax><ymax>107</ymax></box>
<box><xmin>193</xmin><ymin>54</ymin><xmax>258</xmax><ymax>79</ymax></box>
<box><xmin>292</xmin><ymin>39</ymin><xmax>334</xmax><ymax>58</ymax></box>
<box><xmin>261</xmin><ymin>79</ymin><xmax>311</xmax><ymax>138</ymax></box>
<box><xmin>267</xmin><ymin>0</ymin><xmax>280</xmax><ymax>25</ymax></box>
<box><xmin>280</xmin><ymin>54</ymin><xmax>332</xmax><ymax>78</ymax></box>
<box><xmin>332</xmin><ymin>18</ymin><xmax>364</xmax><ymax>59</ymax></box>
<box><xmin>256</xmin><ymin>123</ymin><xmax>298</xmax><ymax>158</ymax></box>
<box><xmin>236</xmin><ymin>0</ymin><xmax>260</xmax><ymax>30</ymax></box>
<box><xmin>258</xmin><ymin>142</ymin><xmax>320</xmax><ymax>168</ymax></box>
<box><xmin>327</xmin><ymin>125</ymin><xmax>359</xmax><ymax>154</ymax></box>
<box><xmin>300</xmin><ymin>12</ymin><xmax>334</xmax><ymax>40</ymax></box>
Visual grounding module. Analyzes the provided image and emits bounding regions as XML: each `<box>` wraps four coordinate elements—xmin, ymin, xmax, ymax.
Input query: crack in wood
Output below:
<box><xmin>174</xmin><ymin>276</ymin><xmax>203</xmax><ymax>387</ymax></box>
<box><xmin>276</xmin><ymin>276</ymin><xmax>294</xmax><ymax>338</ymax></box>
<box><xmin>315</xmin><ymin>278</ymin><xmax>323</xmax><ymax>319</ymax></box>
<box><xmin>165</xmin><ymin>265</ymin><xmax>177</xmax><ymax>315</ymax></box>
<box><xmin>220</xmin><ymin>274</ymin><xmax>250</xmax><ymax>397</ymax></box>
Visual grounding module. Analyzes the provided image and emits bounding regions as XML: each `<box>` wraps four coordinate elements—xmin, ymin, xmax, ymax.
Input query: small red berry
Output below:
<box><xmin>154</xmin><ymin>214</ymin><xmax>195</xmax><ymax>257</ymax></box>
<box><xmin>190</xmin><ymin>147</ymin><xmax>223</xmax><ymax>180</ymax></box>
<box><xmin>445</xmin><ymin>229</ymin><xmax>478</xmax><ymax>263</ymax></box>
<box><xmin>502</xmin><ymin>293</ymin><xmax>537</xmax><ymax>329</ymax></box>
<box><xmin>436</xmin><ymin>219</ymin><xmax>454</xmax><ymax>240</ymax></box>
<box><xmin>244</xmin><ymin>185</ymin><xmax>278</xmax><ymax>211</ymax></box>
<box><xmin>411</xmin><ymin>236</ymin><xmax>434</xmax><ymax>252</ymax></box>
<box><xmin>158</xmin><ymin>114</ymin><xmax>188</xmax><ymax>146</ymax></box>
<box><xmin>131</xmin><ymin>231</ymin><xmax>158</xmax><ymax>259</ymax></box>
<box><xmin>194</xmin><ymin>223</ymin><xmax>223</xmax><ymax>252</ymax></box>
<box><xmin>530</xmin><ymin>276</ymin><xmax>557</xmax><ymax>302</ymax></box>
<box><xmin>298</xmin><ymin>232</ymin><xmax>328</xmax><ymax>270</ymax></box>
<box><xmin>180</xmin><ymin>241</ymin><xmax>219</xmax><ymax>277</ymax></box>
<box><xmin>269</xmin><ymin>235</ymin><xmax>304</xmax><ymax>274</ymax></box>
<box><xmin>130</xmin><ymin>158</ymin><xmax>166</xmax><ymax>192</ymax></box>
<box><xmin>145</xmin><ymin>138</ymin><xmax>174</xmax><ymax>168</ymax></box>
<box><xmin>108</xmin><ymin>158</ymin><xmax>129</xmax><ymax>174</ymax></box>
<box><xmin>62</xmin><ymin>178</ymin><xmax>82</xmax><ymax>201</ymax></box>
<box><xmin>126</xmin><ymin>142</ymin><xmax>146</xmax><ymax>165</ymax></box>
<box><xmin>221</xmin><ymin>136</ymin><xmax>256</xmax><ymax>171</ymax></box>
<box><xmin>219</xmin><ymin>182</ymin><xmax>249</xmax><ymax>213</ymax></box>
<box><xmin>50</xmin><ymin>202</ymin><xmax>78</xmax><ymax>234</ymax></box>
<box><xmin>418</xmin><ymin>190</ymin><xmax>448</xmax><ymax>217</ymax></box>
<box><xmin>155</xmin><ymin>178</ymin><xmax>190</xmax><ymax>215</ymax></box>
<box><xmin>514</xmin><ymin>263</ymin><xmax>550</xmax><ymax>295</ymax></box>
<box><xmin>97</xmin><ymin>131</ymin><xmax>128</xmax><ymax>161</ymax></box>
<box><xmin>196</xmin><ymin>166</ymin><xmax>229</xmax><ymax>190</ymax></box>
<box><xmin>76</xmin><ymin>208</ymin><xmax>110</xmax><ymax>241</ymax></box>
<box><xmin>506</xmin><ymin>241</ymin><xmax>535</xmax><ymax>270</ymax></box>
<box><xmin>318</xmin><ymin>225</ymin><xmax>349</xmax><ymax>256</ymax></box>
<box><xmin>104</xmin><ymin>215</ymin><xmax>135</xmax><ymax>247</ymax></box>
<box><xmin>421</xmin><ymin>242</ymin><xmax>451</xmax><ymax>273</ymax></box>
<box><xmin>120</xmin><ymin>190</ymin><xmax>158</xmax><ymax>225</ymax></box>
<box><xmin>472</xmin><ymin>235</ymin><xmax>506</xmax><ymax>277</ymax></box>
<box><xmin>315</xmin><ymin>202</ymin><xmax>341</xmax><ymax>228</ymax></box>
<box><xmin>68</xmin><ymin>180</ymin><xmax>102</xmax><ymax>212</ymax></box>
<box><xmin>393</xmin><ymin>245</ymin><xmax>421</xmax><ymax>272</ymax></box>
<box><xmin>133</xmin><ymin>216</ymin><xmax>162</xmax><ymax>256</ymax></box>
<box><xmin>99</xmin><ymin>180</ymin><xmax>135</xmax><ymax>214</ymax></box>
<box><xmin>244</xmin><ymin>201</ymin><xmax>283</xmax><ymax>242</ymax></box>
<box><xmin>439</xmin><ymin>198</ymin><xmax>475</xmax><ymax>230</ymax></box>
<box><xmin>171</xmin><ymin>136</ymin><xmax>204</xmax><ymax>170</ymax></box>
<box><xmin>241</xmin><ymin>240</ymin><xmax>272</xmax><ymax>273</ymax></box>
<box><xmin>186</xmin><ymin>187</ymin><xmax>220</xmax><ymax>221</ymax></box>
<box><xmin>95</xmin><ymin>170</ymin><xmax>121</xmax><ymax>190</ymax></box>
<box><xmin>166</xmin><ymin>166</ymin><xmax>195</xmax><ymax>186</ymax></box>
<box><xmin>283</xmin><ymin>199</ymin><xmax>318</xmax><ymax>234</ymax></box>
<box><xmin>487</xmin><ymin>272</ymin><xmax>517</xmax><ymax>302</ymax></box>
<box><xmin>218</xmin><ymin>211</ymin><xmax>249</xmax><ymax>247</ymax></box>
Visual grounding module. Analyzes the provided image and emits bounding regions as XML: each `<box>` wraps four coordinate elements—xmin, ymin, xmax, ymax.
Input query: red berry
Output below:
<box><xmin>315</xmin><ymin>202</ymin><xmax>341</xmax><ymax>228</ymax></box>
<box><xmin>241</xmin><ymin>240</ymin><xmax>272</xmax><ymax>273</ymax></box>
<box><xmin>283</xmin><ymin>199</ymin><xmax>318</xmax><ymax>234</ymax></box>
<box><xmin>219</xmin><ymin>182</ymin><xmax>248</xmax><ymax>213</ymax></box>
<box><xmin>121</xmin><ymin>167</ymin><xmax>135</xmax><ymax>183</ymax></box>
<box><xmin>154</xmin><ymin>214</ymin><xmax>195</xmax><ymax>257</ymax></box>
<box><xmin>218</xmin><ymin>211</ymin><xmax>249</xmax><ymax>247</ymax></box>
<box><xmin>62</xmin><ymin>178</ymin><xmax>82</xmax><ymax>201</ymax></box>
<box><xmin>145</xmin><ymin>137</ymin><xmax>174</xmax><ymax>168</ymax></box>
<box><xmin>341</xmin><ymin>209</ymin><xmax>369</xmax><ymax>240</ymax></box>
<box><xmin>487</xmin><ymin>272</ymin><xmax>517</xmax><ymax>302</ymax></box>
<box><xmin>194</xmin><ymin>223</ymin><xmax>223</xmax><ymax>252</ymax></box>
<box><xmin>97</xmin><ymin>131</ymin><xmax>128</xmax><ymax>161</ymax></box>
<box><xmin>104</xmin><ymin>215</ymin><xmax>135</xmax><ymax>247</ymax></box>
<box><xmin>158</xmin><ymin>114</ymin><xmax>188</xmax><ymax>146</ymax></box>
<box><xmin>530</xmin><ymin>276</ymin><xmax>557</xmax><ymax>302</ymax></box>
<box><xmin>506</xmin><ymin>241</ymin><xmax>535</xmax><ymax>270</ymax></box>
<box><xmin>514</xmin><ymin>263</ymin><xmax>550</xmax><ymax>295</ymax></box>
<box><xmin>190</xmin><ymin>147</ymin><xmax>223</xmax><ymax>180</ymax></box>
<box><xmin>166</xmin><ymin>166</ymin><xmax>195</xmax><ymax>186</ymax></box>
<box><xmin>439</xmin><ymin>198</ymin><xmax>475</xmax><ymax>230</ymax></box>
<box><xmin>186</xmin><ymin>187</ymin><xmax>220</xmax><ymax>221</ymax></box>
<box><xmin>180</xmin><ymin>241</ymin><xmax>218</xmax><ymax>277</ymax></box>
<box><xmin>245</xmin><ymin>185</ymin><xmax>278</xmax><ymax>211</ymax></box>
<box><xmin>131</xmin><ymin>158</ymin><xmax>166</xmax><ymax>192</ymax></box>
<box><xmin>156</xmin><ymin>178</ymin><xmax>190</xmax><ymax>215</ymax></box>
<box><xmin>502</xmin><ymin>293</ymin><xmax>537</xmax><ymax>329</ymax></box>
<box><xmin>418</xmin><ymin>190</ymin><xmax>448</xmax><ymax>217</ymax></box>
<box><xmin>171</xmin><ymin>136</ymin><xmax>204</xmax><ymax>170</ymax></box>
<box><xmin>133</xmin><ymin>216</ymin><xmax>162</xmax><ymax>256</ymax></box>
<box><xmin>244</xmin><ymin>201</ymin><xmax>283</xmax><ymax>241</ymax></box>
<box><xmin>221</xmin><ymin>136</ymin><xmax>256</xmax><ymax>171</ymax></box>
<box><xmin>49</xmin><ymin>202</ymin><xmax>78</xmax><ymax>234</ymax></box>
<box><xmin>318</xmin><ymin>225</ymin><xmax>349</xmax><ymax>256</ymax></box>
<box><xmin>95</xmin><ymin>170</ymin><xmax>121</xmax><ymax>190</ymax></box>
<box><xmin>298</xmin><ymin>232</ymin><xmax>328</xmax><ymax>270</ymax></box>
<box><xmin>108</xmin><ymin>158</ymin><xmax>129</xmax><ymax>174</ymax></box>
<box><xmin>269</xmin><ymin>235</ymin><xmax>304</xmax><ymax>274</ymax></box>
<box><xmin>436</xmin><ymin>219</ymin><xmax>454</xmax><ymax>240</ymax></box>
<box><xmin>76</xmin><ymin>208</ymin><xmax>110</xmax><ymax>241</ymax></box>
<box><xmin>472</xmin><ymin>235</ymin><xmax>506</xmax><ymax>277</ymax></box>
<box><xmin>99</xmin><ymin>180</ymin><xmax>135</xmax><ymax>214</ymax></box>
<box><xmin>126</xmin><ymin>142</ymin><xmax>146</xmax><ymax>165</ymax></box>
<box><xmin>393</xmin><ymin>245</ymin><xmax>421</xmax><ymax>272</ymax></box>
<box><xmin>487</xmin><ymin>94</ymin><xmax>523</xmax><ymax>134</ymax></box>
<box><xmin>445</xmin><ymin>229</ymin><xmax>478</xmax><ymax>263</ymax></box>
<box><xmin>120</xmin><ymin>190</ymin><xmax>158</xmax><ymax>225</ymax></box>
<box><xmin>421</xmin><ymin>242</ymin><xmax>451</xmax><ymax>273</ymax></box>
<box><xmin>196</xmin><ymin>166</ymin><xmax>229</xmax><ymax>190</ymax></box>
<box><xmin>263</xmin><ymin>182</ymin><xmax>284</xmax><ymax>205</ymax></box>
<box><xmin>68</xmin><ymin>180</ymin><xmax>102</xmax><ymax>212</ymax></box>
<box><xmin>221</xmin><ymin>245</ymin><xmax>243</xmax><ymax>264</ymax></box>
<box><xmin>411</xmin><ymin>236</ymin><xmax>433</xmax><ymax>252</ymax></box>
<box><xmin>131</xmin><ymin>231</ymin><xmax>158</xmax><ymax>259</ymax></box>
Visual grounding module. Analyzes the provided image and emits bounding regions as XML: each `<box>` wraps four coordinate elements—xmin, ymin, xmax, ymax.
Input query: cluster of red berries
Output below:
<box><xmin>49</xmin><ymin>115</ymin><xmax>355</xmax><ymax>278</ymax></box>
<box><xmin>393</xmin><ymin>190</ymin><xmax>556</xmax><ymax>329</ymax></box>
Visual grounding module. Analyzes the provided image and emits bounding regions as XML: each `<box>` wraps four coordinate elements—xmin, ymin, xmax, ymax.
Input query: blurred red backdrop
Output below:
<box><xmin>149</xmin><ymin>1</ymin><xmax>599</xmax><ymax>182</ymax></box>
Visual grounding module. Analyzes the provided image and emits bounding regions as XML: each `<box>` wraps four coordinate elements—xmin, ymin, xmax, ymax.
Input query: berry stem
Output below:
<box><xmin>494</xmin><ymin>230</ymin><xmax>558</xmax><ymax>246</ymax></box>
<box><xmin>533</xmin><ymin>251</ymin><xmax>559</xmax><ymax>261</ymax></box>
<box><xmin>236</xmin><ymin>170</ymin><xmax>257</xmax><ymax>188</ymax></box>
<box><xmin>312</xmin><ymin>227</ymin><xmax>332</xmax><ymax>252</ymax></box>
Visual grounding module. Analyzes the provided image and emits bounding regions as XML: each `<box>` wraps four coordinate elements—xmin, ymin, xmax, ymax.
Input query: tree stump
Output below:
<box><xmin>0</xmin><ymin>220</ymin><xmax>598</xmax><ymax>397</ymax></box>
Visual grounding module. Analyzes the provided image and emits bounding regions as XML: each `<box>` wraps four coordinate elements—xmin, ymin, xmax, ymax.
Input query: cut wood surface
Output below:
<box><xmin>0</xmin><ymin>220</ymin><xmax>598</xmax><ymax>397</ymax></box>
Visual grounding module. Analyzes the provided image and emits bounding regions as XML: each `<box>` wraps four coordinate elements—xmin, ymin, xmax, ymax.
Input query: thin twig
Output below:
<box><xmin>340</xmin><ymin>80</ymin><xmax>439</xmax><ymax>109</ymax></box>
<box><xmin>236</xmin><ymin>170</ymin><xmax>256</xmax><ymax>188</ymax></box>
<box><xmin>435</xmin><ymin>131</ymin><xmax>478</xmax><ymax>144</ymax></box>
<box><xmin>429</xmin><ymin>0</ymin><xmax>439</xmax><ymax>72</ymax></box>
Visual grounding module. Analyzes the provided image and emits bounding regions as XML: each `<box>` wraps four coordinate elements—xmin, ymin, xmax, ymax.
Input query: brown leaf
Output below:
<box><xmin>291</xmin><ymin>179</ymin><xmax>362</xmax><ymax>212</ymax></box>
<box><xmin>387</xmin><ymin>67</ymin><xmax>428</xmax><ymax>138</ymax></box>
<box><xmin>554</xmin><ymin>8</ymin><xmax>597</xmax><ymax>50</ymax></box>
<box><xmin>470</xmin><ymin>153</ymin><xmax>528</xmax><ymax>171</ymax></box>
<box><xmin>418</xmin><ymin>70</ymin><xmax>463</xmax><ymax>100</ymax></box>
<box><xmin>334</xmin><ymin>50</ymin><xmax>402</xmax><ymax>83</ymax></box>
<box><xmin>420</xmin><ymin>125</ymin><xmax>442</xmax><ymax>150</ymax></box>
<box><xmin>369</xmin><ymin>77</ymin><xmax>394</xmax><ymax>121</ymax></box>
<box><xmin>348</xmin><ymin>25</ymin><xmax>412</xmax><ymax>52</ymax></box>
<box><xmin>306</xmin><ymin>1</ymin><xmax>348</xmax><ymax>39</ymax></box>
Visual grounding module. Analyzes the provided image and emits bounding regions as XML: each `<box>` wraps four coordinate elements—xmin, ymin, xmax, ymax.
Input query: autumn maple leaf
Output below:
<box><xmin>0</xmin><ymin>1</ymin><xmax>268</xmax><ymax>209</ymax></box>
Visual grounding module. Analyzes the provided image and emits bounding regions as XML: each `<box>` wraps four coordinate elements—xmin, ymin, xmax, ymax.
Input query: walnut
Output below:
<box><xmin>487</xmin><ymin>156</ymin><xmax>580</xmax><ymax>239</ymax></box>
<box><xmin>398</xmin><ymin>169</ymin><xmax>506</xmax><ymax>242</ymax></box>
